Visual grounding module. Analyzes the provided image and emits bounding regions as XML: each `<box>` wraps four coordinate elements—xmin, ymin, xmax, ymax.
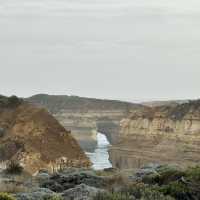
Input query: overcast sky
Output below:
<box><xmin>0</xmin><ymin>0</ymin><xmax>199</xmax><ymax>101</ymax></box>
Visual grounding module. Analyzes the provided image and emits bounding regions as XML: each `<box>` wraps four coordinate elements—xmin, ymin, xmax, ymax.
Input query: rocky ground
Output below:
<box><xmin>1</xmin><ymin>164</ymin><xmax>200</xmax><ymax>200</ymax></box>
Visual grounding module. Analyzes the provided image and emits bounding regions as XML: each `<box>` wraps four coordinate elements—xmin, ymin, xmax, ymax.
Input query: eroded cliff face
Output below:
<box><xmin>109</xmin><ymin>100</ymin><xmax>200</xmax><ymax>169</ymax></box>
<box><xmin>54</xmin><ymin>109</ymin><xmax>127</xmax><ymax>151</ymax></box>
<box><xmin>27</xmin><ymin>94</ymin><xmax>144</xmax><ymax>152</ymax></box>
<box><xmin>0</xmin><ymin>96</ymin><xmax>90</xmax><ymax>174</ymax></box>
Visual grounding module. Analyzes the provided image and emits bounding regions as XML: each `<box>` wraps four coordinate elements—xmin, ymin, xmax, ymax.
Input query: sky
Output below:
<box><xmin>0</xmin><ymin>0</ymin><xmax>199</xmax><ymax>101</ymax></box>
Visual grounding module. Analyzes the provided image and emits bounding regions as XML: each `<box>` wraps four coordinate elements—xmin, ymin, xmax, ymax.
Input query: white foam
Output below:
<box><xmin>86</xmin><ymin>132</ymin><xmax>112</xmax><ymax>170</ymax></box>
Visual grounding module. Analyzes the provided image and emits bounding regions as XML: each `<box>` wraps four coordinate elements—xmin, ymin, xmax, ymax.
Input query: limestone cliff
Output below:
<box><xmin>109</xmin><ymin>100</ymin><xmax>200</xmax><ymax>169</ymax></box>
<box><xmin>27</xmin><ymin>94</ymin><xmax>144</xmax><ymax>151</ymax></box>
<box><xmin>0</xmin><ymin>95</ymin><xmax>90</xmax><ymax>174</ymax></box>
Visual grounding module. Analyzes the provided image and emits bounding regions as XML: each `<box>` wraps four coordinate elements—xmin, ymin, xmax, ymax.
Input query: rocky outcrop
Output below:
<box><xmin>0</xmin><ymin>95</ymin><xmax>90</xmax><ymax>174</ymax></box>
<box><xmin>27</xmin><ymin>94</ymin><xmax>144</xmax><ymax>152</ymax></box>
<box><xmin>109</xmin><ymin>100</ymin><xmax>200</xmax><ymax>169</ymax></box>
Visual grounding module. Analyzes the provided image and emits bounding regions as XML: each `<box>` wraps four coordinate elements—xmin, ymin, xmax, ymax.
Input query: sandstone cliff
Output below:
<box><xmin>27</xmin><ymin>94</ymin><xmax>200</xmax><ymax>170</ymax></box>
<box><xmin>27</xmin><ymin>94</ymin><xmax>144</xmax><ymax>151</ymax></box>
<box><xmin>0</xmin><ymin>95</ymin><xmax>90</xmax><ymax>174</ymax></box>
<box><xmin>109</xmin><ymin>100</ymin><xmax>200</xmax><ymax>169</ymax></box>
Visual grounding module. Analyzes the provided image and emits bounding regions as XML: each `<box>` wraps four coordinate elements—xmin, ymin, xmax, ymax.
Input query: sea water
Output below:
<box><xmin>86</xmin><ymin>132</ymin><xmax>112</xmax><ymax>170</ymax></box>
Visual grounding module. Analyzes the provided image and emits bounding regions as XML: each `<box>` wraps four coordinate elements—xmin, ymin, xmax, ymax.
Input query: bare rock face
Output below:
<box><xmin>0</xmin><ymin>95</ymin><xmax>90</xmax><ymax>174</ymax></box>
<box><xmin>109</xmin><ymin>100</ymin><xmax>200</xmax><ymax>169</ymax></box>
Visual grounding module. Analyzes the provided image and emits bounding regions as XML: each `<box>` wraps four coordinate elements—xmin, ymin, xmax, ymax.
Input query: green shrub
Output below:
<box><xmin>93</xmin><ymin>184</ymin><xmax>174</xmax><ymax>200</ymax></box>
<box><xmin>5</xmin><ymin>160</ymin><xmax>23</xmax><ymax>174</ymax></box>
<box><xmin>93</xmin><ymin>192</ymin><xmax>131</xmax><ymax>200</ymax></box>
<box><xmin>0</xmin><ymin>95</ymin><xmax>22</xmax><ymax>108</ymax></box>
<box><xmin>0</xmin><ymin>193</ymin><xmax>16</xmax><ymax>200</ymax></box>
<box><xmin>185</xmin><ymin>166</ymin><xmax>200</xmax><ymax>182</ymax></box>
<box><xmin>142</xmin><ymin>166</ymin><xmax>185</xmax><ymax>185</ymax></box>
<box><xmin>7</xmin><ymin>96</ymin><xmax>22</xmax><ymax>107</ymax></box>
<box><xmin>120</xmin><ymin>183</ymin><xmax>146</xmax><ymax>199</ymax></box>
<box><xmin>140</xmin><ymin>188</ymin><xmax>175</xmax><ymax>200</ymax></box>
<box><xmin>143</xmin><ymin>166</ymin><xmax>200</xmax><ymax>200</ymax></box>
<box><xmin>43</xmin><ymin>195</ymin><xmax>63</xmax><ymax>200</ymax></box>
<box><xmin>159</xmin><ymin>182</ymin><xmax>190</xmax><ymax>200</ymax></box>
<box><xmin>121</xmin><ymin>184</ymin><xmax>174</xmax><ymax>200</ymax></box>
<box><xmin>142</xmin><ymin>173</ymin><xmax>160</xmax><ymax>185</ymax></box>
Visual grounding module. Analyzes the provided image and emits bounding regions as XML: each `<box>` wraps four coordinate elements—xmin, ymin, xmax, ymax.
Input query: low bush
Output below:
<box><xmin>141</xmin><ymin>165</ymin><xmax>186</xmax><ymax>186</ymax></box>
<box><xmin>121</xmin><ymin>184</ymin><xmax>174</xmax><ymax>200</ymax></box>
<box><xmin>185</xmin><ymin>166</ymin><xmax>200</xmax><ymax>182</ymax></box>
<box><xmin>0</xmin><ymin>95</ymin><xmax>22</xmax><ymax>108</ymax></box>
<box><xmin>159</xmin><ymin>181</ymin><xmax>191</xmax><ymax>200</ymax></box>
<box><xmin>5</xmin><ymin>160</ymin><xmax>23</xmax><ymax>174</ymax></box>
<box><xmin>7</xmin><ymin>96</ymin><xmax>22</xmax><ymax>107</ymax></box>
<box><xmin>43</xmin><ymin>195</ymin><xmax>63</xmax><ymax>200</ymax></box>
<box><xmin>93</xmin><ymin>192</ymin><xmax>131</xmax><ymax>200</ymax></box>
<box><xmin>0</xmin><ymin>193</ymin><xmax>16</xmax><ymax>200</ymax></box>
<box><xmin>93</xmin><ymin>183</ymin><xmax>175</xmax><ymax>200</ymax></box>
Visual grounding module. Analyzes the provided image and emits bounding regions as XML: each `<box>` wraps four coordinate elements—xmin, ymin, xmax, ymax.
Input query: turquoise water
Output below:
<box><xmin>86</xmin><ymin>132</ymin><xmax>112</xmax><ymax>170</ymax></box>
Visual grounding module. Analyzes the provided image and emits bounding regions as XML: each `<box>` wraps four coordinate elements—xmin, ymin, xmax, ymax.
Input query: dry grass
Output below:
<box><xmin>104</xmin><ymin>174</ymin><xmax>131</xmax><ymax>192</ymax></box>
<box><xmin>0</xmin><ymin>182</ymin><xmax>27</xmax><ymax>193</ymax></box>
<box><xmin>0</xmin><ymin>171</ymin><xmax>34</xmax><ymax>193</ymax></box>
<box><xmin>94</xmin><ymin>168</ymin><xmax>134</xmax><ymax>192</ymax></box>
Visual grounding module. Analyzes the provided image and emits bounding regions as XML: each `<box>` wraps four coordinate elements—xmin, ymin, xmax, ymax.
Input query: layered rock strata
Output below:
<box><xmin>27</xmin><ymin>94</ymin><xmax>144</xmax><ymax>152</ymax></box>
<box><xmin>109</xmin><ymin>100</ymin><xmax>200</xmax><ymax>169</ymax></box>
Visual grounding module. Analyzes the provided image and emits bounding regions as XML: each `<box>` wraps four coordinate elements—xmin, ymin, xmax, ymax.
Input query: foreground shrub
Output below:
<box><xmin>93</xmin><ymin>183</ymin><xmax>174</xmax><ymax>200</ymax></box>
<box><xmin>7</xmin><ymin>96</ymin><xmax>22</xmax><ymax>107</ymax></box>
<box><xmin>185</xmin><ymin>166</ymin><xmax>200</xmax><ymax>182</ymax></box>
<box><xmin>0</xmin><ymin>193</ymin><xmax>16</xmax><ymax>200</ymax></box>
<box><xmin>93</xmin><ymin>192</ymin><xmax>131</xmax><ymax>200</ymax></box>
<box><xmin>43</xmin><ymin>195</ymin><xmax>63</xmax><ymax>200</ymax></box>
<box><xmin>0</xmin><ymin>95</ymin><xmax>22</xmax><ymax>108</ymax></box>
<box><xmin>5</xmin><ymin>160</ymin><xmax>23</xmax><ymax>174</ymax></box>
<box><xmin>121</xmin><ymin>184</ymin><xmax>174</xmax><ymax>200</ymax></box>
<box><xmin>142</xmin><ymin>166</ymin><xmax>185</xmax><ymax>186</ymax></box>
<box><xmin>159</xmin><ymin>181</ymin><xmax>192</xmax><ymax>200</ymax></box>
<box><xmin>140</xmin><ymin>188</ymin><xmax>175</xmax><ymax>200</ymax></box>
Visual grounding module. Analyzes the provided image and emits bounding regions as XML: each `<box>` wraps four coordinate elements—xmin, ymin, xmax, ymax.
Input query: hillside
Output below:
<box><xmin>0</xmin><ymin>95</ymin><xmax>90</xmax><ymax>174</ymax></box>
<box><xmin>27</xmin><ymin>94</ymin><xmax>142</xmax><ymax>114</ymax></box>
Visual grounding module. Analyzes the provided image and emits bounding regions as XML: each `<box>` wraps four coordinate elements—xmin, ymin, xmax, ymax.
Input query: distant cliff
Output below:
<box><xmin>27</xmin><ymin>94</ymin><xmax>136</xmax><ymax>114</ymax></box>
<box><xmin>0</xmin><ymin>95</ymin><xmax>90</xmax><ymax>174</ymax></box>
<box><xmin>109</xmin><ymin>100</ymin><xmax>200</xmax><ymax>169</ymax></box>
<box><xmin>141</xmin><ymin>99</ymin><xmax>188</xmax><ymax>107</ymax></box>
<box><xmin>27</xmin><ymin>94</ymin><xmax>144</xmax><ymax>151</ymax></box>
